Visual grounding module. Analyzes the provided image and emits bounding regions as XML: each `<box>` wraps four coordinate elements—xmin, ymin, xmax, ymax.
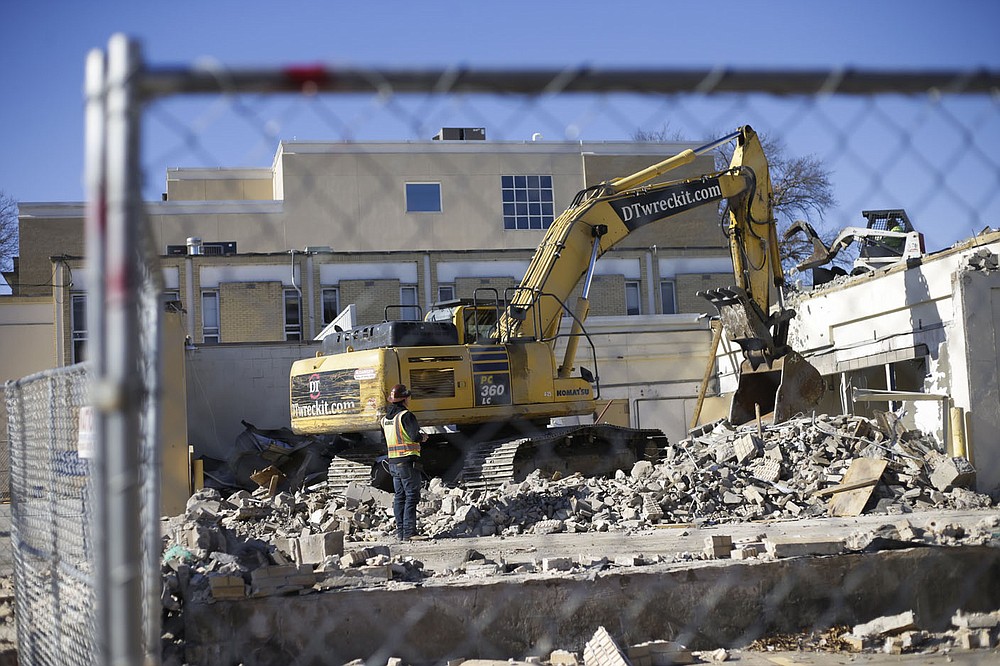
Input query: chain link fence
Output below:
<box><xmin>6</xmin><ymin>33</ymin><xmax>1000</xmax><ymax>665</ymax></box>
<box><xmin>5</xmin><ymin>365</ymin><xmax>97</xmax><ymax>665</ymax></box>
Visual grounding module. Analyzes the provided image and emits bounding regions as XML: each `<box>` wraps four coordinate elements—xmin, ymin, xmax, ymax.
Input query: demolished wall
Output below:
<box><xmin>711</xmin><ymin>230</ymin><xmax>1000</xmax><ymax>494</ymax></box>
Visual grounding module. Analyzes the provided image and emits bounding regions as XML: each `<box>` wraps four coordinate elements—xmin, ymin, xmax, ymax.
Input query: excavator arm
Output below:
<box><xmin>496</xmin><ymin>128</ymin><xmax>755</xmax><ymax>343</ymax></box>
<box><xmin>495</xmin><ymin>125</ymin><xmax>823</xmax><ymax>425</ymax></box>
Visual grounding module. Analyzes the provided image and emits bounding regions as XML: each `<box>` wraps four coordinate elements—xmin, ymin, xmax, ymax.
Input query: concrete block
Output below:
<box><xmin>883</xmin><ymin>636</ymin><xmax>904</xmax><ymax>654</ymax></box>
<box><xmin>895</xmin><ymin>520</ymin><xmax>923</xmax><ymax>541</ymax></box>
<box><xmin>930</xmin><ymin>457</ymin><xmax>976</xmax><ymax>491</ymax></box>
<box><xmin>465</xmin><ymin>563</ymin><xmax>501</xmax><ymax>577</ymax></box>
<box><xmin>952</xmin><ymin>610</ymin><xmax>1000</xmax><ymax>629</ymax></box>
<box><xmin>548</xmin><ymin>649</ymin><xmax>579</xmax><ymax>666</ymax></box>
<box><xmin>532</xmin><ymin>519</ymin><xmax>564</xmax><ymax>535</ymax></box>
<box><xmin>733</xmin><ymin>434</ymin><xmax>763</xmax><ymax>464</ymax></box>
<box><xmin>613</xmin><ymin>554</ymin><xmax>643</xmax><ymax>567</ymax></box>
<box><xmin>844</xmin><ymin>634</ymin><xmax>876</xmax><ymax>652</ymax></box>
<box><xmin>297</xmin><ymin>531</ymin><xmax>345</xmax><ymax>564</ymax></box>
<box><xmin>641</xmin><ymin>495</ymin><xmax>664</xmax><ymax>521</ymax></box>
<box><xmin>343</xmin><ymin>481</ymin><xmax>373</xmax><ymax>508</ymax></box>
<box><xmin>764</xmin><ymin>536</ymin><xmax>844</xmax><ymax>558</ymax></box>
<box><xmin>750</xmin><ymin>458</ymin><xmax>781</xmax><ymax>483</ymax></box>
<box><xmin>583</xmin><ymin>626</ymin><xmax>630</xmax><ymax>666</ymax></box>
<box><xmin>358</xmin><ymin>565</ymin><xmax>392</xmax><ymax>580</ymax></box>
<box><xmin>341</xmin><ymin>550</ymin><xmax>368</xmax><ymax>568</ymax></box>
<box><xmin>542</xmin><ymin>557</ymin><xmax>574</xmax><ymax>571</ymax></box>
<box><xmin>208</xmin><ymin>574</ymin><xmax>246</xmax><ymax>600</ymax></box>
<box><xmin>853</xmin><ymin>610</ymin><xmax>918</xmax><ymax>637</ymax></box>
<box><xmin>251</xmin><ymin>564</ymin><xmax>304</xmax><ymax>582</ymax></box>
<box><xmin>731</xmin><ymin>543</ymin><xmax>766</xmax><ymax>560</ymax></box>
<box><xmin>952</xmin><ymin>627</ymin><xmax>993</xmax><ymax>650</ymax></box>
<box><xmin>704</xmin><ymin>534</ymin><xmax>732</xmax><ymax>558</ymax></box>
<box><xmin>705</xmin><ymin>535</ymin><xmax>732</xmax><ymax>548</ymax></box>
<box><xmin>627</xmin><ymin>640</ymin><xmax>695</xmax><ymax>665</ymax></box>
<box><xmin>763</xmin><ymin>442</ymin><xmax>784</xmax><ymax>461</ymax></box>
<box><xmin>743</xmin><ymin>486</ymin><xmax>765</xmax><ymax>505</ymax></box>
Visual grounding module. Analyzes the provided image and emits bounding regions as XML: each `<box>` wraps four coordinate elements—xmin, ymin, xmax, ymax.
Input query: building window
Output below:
<box><xmin>625</xmin><ymin>281</ymin><xmax>642</xmax><ymax>316</ymax></box>
<box><xmin>71</xmin><ymin>293</ymin><xmax>87</xmax><ymax>363</ymax></box>
<box><xmin>284</xmin><ymin>289</ymin><xmax>302</xmax><ymax>341</ymax></box>
<box><xmin>502</xmin><ymin>175</ymin><xmax>554</xmax><ymax>230</ymax></box>
<box><xmin>660</xmin><ymin>280</ymin><xmax>677</xmax><ymax>314</ymax></box>
<box><xmin>201</xmin><ymin>290</ymin><xmax>219</xmax><ymax>344</ymax></box>
<box><xmin>437</xmin><ymin>285</ymin><xmax>455</xmax><ymax>303</ymax></box>
<box><xmin>322</xmin><ymin>287</ymin><xmax>340</xmax><ymax>325</ymax></box>
<box><xmin>405</xmin><ymin>183</ymin><xmax>442</xmax><ymax>213</ymax></box>
<box><xmin>400</xmin><ymin>285</ymin><xmax>419</xmax><ymax>320</ymax></box>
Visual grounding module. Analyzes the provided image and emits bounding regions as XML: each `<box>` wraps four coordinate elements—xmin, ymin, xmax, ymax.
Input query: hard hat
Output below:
<box><xmin>388</xmin><ymin>384</ymin><xmax>411</xmax><ymax>403</ymax></box>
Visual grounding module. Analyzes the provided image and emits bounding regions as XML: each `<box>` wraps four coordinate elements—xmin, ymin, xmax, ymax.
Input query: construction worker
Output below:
<box><xmin>884</xmin><ymin>219</ymin><xmax>906</xmax><ymax>253</ymax></box>
<box><xmin>382</xmin><ymin>383</ymin><xmax>428</xmax><ymax>541</ymax></box>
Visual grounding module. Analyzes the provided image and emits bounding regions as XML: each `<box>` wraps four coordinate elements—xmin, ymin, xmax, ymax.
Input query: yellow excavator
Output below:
<box><xmin>290</xmin><ymin>125</ymin><xmax>823</xmax><ymax>488</ymax></box>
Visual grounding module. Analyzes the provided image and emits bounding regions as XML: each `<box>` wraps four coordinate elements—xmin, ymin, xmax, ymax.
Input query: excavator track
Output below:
<box><xmin>325</xmin><ymin>423</ymin><xmax>667</xmax><ymax>496</ymax></box>
<box><xmin>453</xmin><ymin>423</ymin><xmax>667</xmax><ymax>490</ymax></box>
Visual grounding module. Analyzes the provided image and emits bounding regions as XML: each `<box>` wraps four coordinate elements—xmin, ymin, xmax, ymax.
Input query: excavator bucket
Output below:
<box><xmin>784</xmin><ymin>220</ymin><xmax>834</xmax><ymax>271</ymax></box>
<box><xmin>730</xmin><ymin>350</ymin><xmax>826</xmax><ymax>426</ymax></box>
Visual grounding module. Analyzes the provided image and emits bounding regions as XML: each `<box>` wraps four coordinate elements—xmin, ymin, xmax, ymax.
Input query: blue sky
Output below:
<box><xmin>2</xmin><ymin>0</ymin><xmax>999</xmax><ymax>253</ymax></box>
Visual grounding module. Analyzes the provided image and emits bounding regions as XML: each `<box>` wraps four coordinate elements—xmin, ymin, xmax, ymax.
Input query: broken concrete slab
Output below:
<box><xmin>764</xmin><ymin>536</ymin><xmax>844</xmax><ymax>558</ymax></box>
<box><xmin>930</xmin><ymin>456</ymin><xmax>977</xmax><ymax>492</ymax></box>
<box><xmin>852</xmin><ymin>610</ymin><xmax>919</xmax><ymax>638</ymax></box>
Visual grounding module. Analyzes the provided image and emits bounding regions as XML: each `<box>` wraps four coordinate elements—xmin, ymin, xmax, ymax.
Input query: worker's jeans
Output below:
<box><xmin>388</xmin><ymin>456</ymin><xmax>421</xmax><ymax>539</ymax></box>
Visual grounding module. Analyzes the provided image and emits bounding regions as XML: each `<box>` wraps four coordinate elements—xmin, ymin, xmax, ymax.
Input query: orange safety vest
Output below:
<box><xmin>382</xmin><ymin>410</ymin><xmax>421</xmax><ymax>459</ymax></box>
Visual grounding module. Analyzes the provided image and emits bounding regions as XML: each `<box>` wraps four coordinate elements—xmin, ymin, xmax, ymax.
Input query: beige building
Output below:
<box><xmin>12</xmin><ymin>133</ymin><xmax>734</xmax><ymax>364</ymax></box>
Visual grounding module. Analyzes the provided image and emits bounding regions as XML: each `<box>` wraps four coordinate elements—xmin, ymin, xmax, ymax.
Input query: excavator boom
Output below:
<box><xmin>495</xmin><ymin>125</ymin><xmax>823</xmax><ymax>425</ymax></box>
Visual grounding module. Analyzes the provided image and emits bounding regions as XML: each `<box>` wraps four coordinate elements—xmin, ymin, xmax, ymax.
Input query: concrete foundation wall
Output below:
<box><xmin>182</xmin><ymin>546</ymin><xmax>1000</xmax><ymax>665</ymax></box>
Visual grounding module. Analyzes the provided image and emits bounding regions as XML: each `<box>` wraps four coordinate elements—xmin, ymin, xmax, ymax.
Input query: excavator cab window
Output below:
<box><xmin>462</xmin><ymin>307</ymin><xmax>499</xmax><ymax>345</ymax></box>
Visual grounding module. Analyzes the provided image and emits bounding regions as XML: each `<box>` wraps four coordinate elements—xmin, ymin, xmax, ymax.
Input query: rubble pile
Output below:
<box><xmin>160</xmin><ymin>415</ymin><xmax>997</xmax><ymax>562</ymax></box>
<box><xmin>156</xmin><ymin>415</ymin><xmax>996</xmax><ymax>592</ymax></box>
<box><xmin>153</xmin><ymin>410</ymin><xmax>999</xmax><ymax>664</ymax></box>
<box><xmin>408</xmin><ymin>413</ymin><xmax>993</xmax><ymax>538</ymax></box>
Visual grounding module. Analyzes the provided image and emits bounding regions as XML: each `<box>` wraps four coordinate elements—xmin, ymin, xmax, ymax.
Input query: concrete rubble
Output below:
<box><xmin>158</xmin><ymin>413</ymin><xmax>999</xmax><ymax>664</ymax></box>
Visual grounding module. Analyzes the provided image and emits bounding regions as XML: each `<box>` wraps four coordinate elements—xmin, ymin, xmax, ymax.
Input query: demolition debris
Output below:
<box><xmin>163</xmin><ymin>413</ymin><xmax>995</xmax><ymax>593</ymax></box>
<box><xmin>159</xmin><ymin>413</ymin><xmax>998</xmax><ymax>663</ymax></box>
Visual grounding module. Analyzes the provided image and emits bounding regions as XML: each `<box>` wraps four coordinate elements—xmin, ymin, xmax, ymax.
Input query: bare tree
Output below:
<box><xmin>631</xmin><ymin>124</ymin><xmax>687</xmax><ymax>143</ymax></box>
<box><xmin>0</xmin><ymin>191</ymin><xmax>17</xmax><ymax>274</ymax></box>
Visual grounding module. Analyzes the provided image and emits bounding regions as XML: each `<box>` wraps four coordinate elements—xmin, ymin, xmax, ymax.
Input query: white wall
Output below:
<box><xmin>712</xmin><ymin>231</ymin><xmax>1000</xmax><ymax>493</ymax></box>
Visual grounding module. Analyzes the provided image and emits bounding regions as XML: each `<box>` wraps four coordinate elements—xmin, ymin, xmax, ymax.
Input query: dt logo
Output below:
<box><xmin>308</xmin><ymin>374</ymin><xmax>321</xmax><ymax>400</ymax></box>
